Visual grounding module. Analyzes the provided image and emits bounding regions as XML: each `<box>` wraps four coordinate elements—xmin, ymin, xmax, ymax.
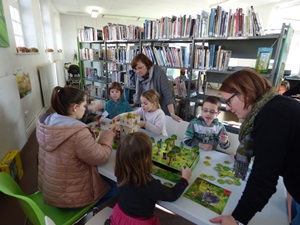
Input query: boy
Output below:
<box><xmin>183</xmin><ymin>95</ymin><xmax>230</xmax><ymax>151</ymax></box>
<box><xmin>105</xmin><ymin>82</ymin><xmax>132</xmax><ymax>119</ymax></box>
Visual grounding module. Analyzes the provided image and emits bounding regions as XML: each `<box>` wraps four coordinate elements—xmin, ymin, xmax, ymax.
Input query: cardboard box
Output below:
<box><xmin>0</xmin><ymin>150</ymin><xmax>24</xmax><ymax>181</ymax></box>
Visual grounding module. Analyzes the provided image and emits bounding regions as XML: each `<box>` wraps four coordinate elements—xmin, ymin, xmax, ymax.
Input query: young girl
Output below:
<box><xmin>36</xmin><ymin>86</ymin><xmax>119</xmax><ymax>208</ymax></box>
<box><xmin>112</xmin><ymin>89</ymin><xmax>167</xmax><ymax>136</ymax></box>
<box><xmin>183</xmin><ymin>95</ymin><xmax>230</xmax><ymax>151</ymax></box>
<box><xmin>109</xmin><ymin>132</ymin><xmax>191</xmax><ymax>225</ymax></box>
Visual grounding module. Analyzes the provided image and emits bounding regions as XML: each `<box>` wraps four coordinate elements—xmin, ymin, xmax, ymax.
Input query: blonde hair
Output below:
<box><xmin>141</xmin><ymin>89</ymin><xmax>161</xmax><ymax>109</ymax></box>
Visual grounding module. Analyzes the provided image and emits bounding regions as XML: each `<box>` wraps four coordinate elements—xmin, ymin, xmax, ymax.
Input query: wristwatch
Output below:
<box><xmin>236</xmin><ymin>220</ymin><xmax>244</xmax><ymax>225</ymax></box>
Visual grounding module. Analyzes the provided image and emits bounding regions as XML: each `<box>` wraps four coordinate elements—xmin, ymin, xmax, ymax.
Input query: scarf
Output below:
<box><xmin>134</xmin><ymin>66</ymin><xmax>154</xmax><ymax>104</ymax></box>
<box><xmin>234</xmin><ymin>90</ymin><xmax>278</xmax><ymax>180</ymax></box>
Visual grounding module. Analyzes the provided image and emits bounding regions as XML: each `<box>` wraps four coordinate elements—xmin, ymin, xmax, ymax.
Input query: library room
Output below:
<box><xmin>1</xmin><ymin>0</ymin><xmax>300</xmax><ymax>224</ymax></box>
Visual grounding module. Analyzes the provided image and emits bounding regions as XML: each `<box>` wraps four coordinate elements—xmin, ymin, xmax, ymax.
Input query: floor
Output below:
<box><xmin>0</xmin><ymin>123</ymin><xmax>195</xmax><ymax>225</ymax></box>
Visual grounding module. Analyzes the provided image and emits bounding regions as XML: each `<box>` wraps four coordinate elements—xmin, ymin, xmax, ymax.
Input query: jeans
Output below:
<box><xmin>95</xmin><ymin>175</ymin><xmax>120</xmax><ymax>207</ymax></box>
<box><xmin>291</xmin><ymin>199</ymin><xmax>300</xmax><ymax>225</ymax></box>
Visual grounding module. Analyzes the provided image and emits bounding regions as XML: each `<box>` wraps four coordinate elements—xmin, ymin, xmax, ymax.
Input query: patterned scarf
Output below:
<box><xmin>234</xmin><ymin>90</ymin><xmax>278</xmax><ymax>180</ymax></box>
<box><xmin>134</xmin><ymin>66</ymin><xmax>154</xmax><ymax>104</ymax></box>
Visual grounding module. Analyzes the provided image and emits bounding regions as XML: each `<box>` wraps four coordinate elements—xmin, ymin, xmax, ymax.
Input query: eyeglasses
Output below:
<box><xmin>133</xmin><ymin>65</ymin><xmax>145</xmax><ymax>72</ymax></box>
<box><xmin>201</xmin><ymin>108</ymin><xmax>218</xmax><ymax>115</ymax></box>
<box><xmin>224</xmin><ymin>93</ymin><xmax>238</xmax><ymax>106</ymax></box>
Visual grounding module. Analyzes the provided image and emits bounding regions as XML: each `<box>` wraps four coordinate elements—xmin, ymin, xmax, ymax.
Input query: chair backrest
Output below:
<box><xmin>165</xmin><ymin>115</ymin><xmax>189</xmax><ymax>140</ymax></box>
<box><xmin>0</xmin><ymin>172</ymin><xmax>46</xmax><ymax>225</ymax></box>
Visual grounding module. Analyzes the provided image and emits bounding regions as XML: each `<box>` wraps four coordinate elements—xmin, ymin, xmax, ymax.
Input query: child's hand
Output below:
<box><xmin>88</xmin><ymin>102</ymin><xmax>102</xmax><ymax>112</ymax></box>
<box><xmin>199</xmin><ymin>143</ymin><xmax>213</xmax><ymax>151</ymax></box>
<box><xmin>139</xmin><ymin>121</ymin><xmax>147</xmax><ymax>128</ymax></box>
<box><xmin>181</xmin><ymin>165</ymin><xmax>191</xmax><ymax>180</ymax></box>
<box><xmin>94</xmin><ymin>114</ymin><xmax>102</xmax><ymax>121</ymax></box>
<box><xmin>219</xmin><ymin>132</ymin><xmax>228</xmax><ymax>144</ymax></box>
<box><xmin>112</xmin><ymin>115</ymin><xmax>120</xmax><ymax>123</ymax></box>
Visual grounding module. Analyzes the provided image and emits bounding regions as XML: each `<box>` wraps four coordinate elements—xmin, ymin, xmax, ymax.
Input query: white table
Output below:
<box><xmin>93</xmin><ymin>119</ymin><xmax>289</xmax><ymax>225</ymax></box>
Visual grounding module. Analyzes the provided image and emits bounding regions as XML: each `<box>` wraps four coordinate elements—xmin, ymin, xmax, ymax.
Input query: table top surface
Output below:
<box><xmin>91</xmin><ymin>119</ymin><xmax>289</xmax><ymax>225</ymax></box>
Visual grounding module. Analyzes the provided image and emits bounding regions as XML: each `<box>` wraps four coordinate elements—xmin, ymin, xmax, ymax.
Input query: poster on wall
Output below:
<box><xmin>0</xmin><ymin>0</ymin><xmax>10</xmax><ymax>47</ymax></box>
<box><xmin>14</xmin><ymin>68</ymin><xmax>32</xmax><ymax>98</ymax></box>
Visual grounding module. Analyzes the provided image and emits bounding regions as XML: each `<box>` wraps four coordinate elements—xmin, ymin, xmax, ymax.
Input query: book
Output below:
<box><xmin>255</xmin><ymin>47</ymin><xmax>273</xmax><ymax>73</ymax></box>
<box><xmin>184</xmin><ymin>177</ymin><xmax>231</xmax><ymax>214</ymax></box>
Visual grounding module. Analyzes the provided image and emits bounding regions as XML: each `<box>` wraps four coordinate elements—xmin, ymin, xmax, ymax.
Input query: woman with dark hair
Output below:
<box><xmin>131</xmin><ymin>53</ymin><xmax>181</xmax><ymax>122</ymax></box>
<box><xmin>36</xmin><ymin>86</ymin><xmax>119</xmax><ymax>209</ymax></box>
<box><xmin>210</xmin><ymin>70</ymin><xmax>300</xmax><ymax>225</ymax></box>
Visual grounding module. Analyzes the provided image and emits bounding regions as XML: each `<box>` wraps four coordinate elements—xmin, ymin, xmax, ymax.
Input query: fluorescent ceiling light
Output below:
<box><xmin>91</xmin><ymin>10</ymin><xmax>99</xmax><ymax>18</ymax></box>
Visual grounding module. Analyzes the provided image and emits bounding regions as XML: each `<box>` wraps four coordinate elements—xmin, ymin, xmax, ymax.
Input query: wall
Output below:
<box><xmin>0</xmin><ymin>0</ymin><xmax>65</xmax><ymax>158</ymax></box>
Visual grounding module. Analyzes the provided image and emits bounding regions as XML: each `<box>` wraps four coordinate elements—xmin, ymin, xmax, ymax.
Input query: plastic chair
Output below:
<box><xmin>165</xmin><ymin>115</ymin><xmax>189</xmax><ymax>140</ymax></box>
<box><xmin>0</xmin><ymin>172</ymin><xmax>96</xmax><ymax>225</ymax></box>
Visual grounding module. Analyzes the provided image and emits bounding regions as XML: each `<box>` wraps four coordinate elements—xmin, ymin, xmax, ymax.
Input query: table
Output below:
<box><xmin>93</xmin><ymin>119</ymin><xmax>289</xmax><ymax>225</ymax></box>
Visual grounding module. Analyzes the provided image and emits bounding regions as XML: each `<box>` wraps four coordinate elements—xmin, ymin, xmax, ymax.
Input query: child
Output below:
<box><xmin>183</xmin><ymin>95</ymin><xmax>230</xmax><ymax>151</ymax></box>
<box><xmin>112</xmin><ymin>89</ymin><xmax>167</xmax><ymax>136</ymax></box>
<box><xmin>105</xmin><ymin>82</ymin><xmax>133</xmax><ymax>119</ymax></box>
<box><xmin>36</xmin><ymin>86</ymin><xmax>119</xmax><ymax>208</ymax></box>
<box><xmin>109</xmin><ymin>132</ymin><xmax>191</xmax><ymax>225</ymax></box>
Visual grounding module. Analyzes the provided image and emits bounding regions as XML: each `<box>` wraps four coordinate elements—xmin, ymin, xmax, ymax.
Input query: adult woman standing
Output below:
<box><xmin>131</xmin><ymin>53</ymin><xmax>181</xmax><ymax>122</ymax></box>
<box><xmin>36</xmin><ymin>86</ymin><xmax>118</xmax><ymax>208</ymax></box>
<box><xmin>210</xmin><ymin>70</ymin><xmax>300</xmax><ymax>225</ymax></box>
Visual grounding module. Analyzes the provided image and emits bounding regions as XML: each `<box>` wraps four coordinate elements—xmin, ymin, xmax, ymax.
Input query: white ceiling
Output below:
<box><xmin>51</xmin><ymin>0</ymin><xmax>291</xmax><ymax>20</ymax></box>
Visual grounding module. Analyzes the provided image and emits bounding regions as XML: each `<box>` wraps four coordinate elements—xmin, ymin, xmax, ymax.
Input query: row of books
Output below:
<box><xmin>110</xmin><ymin>70</ymin><xmax>136</xmax><ymax>87</ymax></box>
<box><xmin>106</xmin><ymin>46</ymin><xmax>140</xmax><ymax>63</ymax></box>
<box><xmin>142</xmin><ymin>5</ymin><xmax>264</xmax><ymax>39</ymax></box>
<box><xmin>103</xmin><ymin>23</ymin><xmax>143</xmax><ymax>41</ymax></box>
<box><xmin>194</xmin><ymin>45</ymin><xmax>232</xmax><ymax>70</ymax></box>
<box><xmin>78</xmin><ymin>26</ymin><xmax>103</xmax><ymax>42</ymax></box>
<box><xmin>80</xmin><ymin>48</ymin><xmax>103</xmax><ymax>60</ymax></box>
<box><xmin>208</xmin><ymin>5</ymin><xmax>263</xmax><ymax>38</ymax></box>
<box><xmin>84</xmin><ymin>84</ymin><xmax>107</xmax><ymax>99</ymax></box>
<box><xmin>142</xmin><ymin>45</ymin><xmax>191</xmax><ymax>68</ymax></box>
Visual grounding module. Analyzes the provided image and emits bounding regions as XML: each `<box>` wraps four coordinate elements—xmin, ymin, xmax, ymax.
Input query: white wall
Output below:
<box><xmin>0</xmin><ymin>0</ymin><xmax>64</xmax><ymax>158</ymax></box>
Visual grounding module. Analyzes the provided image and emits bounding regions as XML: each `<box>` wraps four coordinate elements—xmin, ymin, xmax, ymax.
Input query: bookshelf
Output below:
<box><xmin>78</xmin><ymin>24</ymin><xmax>142</xmax><ymax>104</ymax></box>
<box><xmin>77</xmin><ymin>18</ymin><xmax>292</xmax><ymax>120</ymax></box>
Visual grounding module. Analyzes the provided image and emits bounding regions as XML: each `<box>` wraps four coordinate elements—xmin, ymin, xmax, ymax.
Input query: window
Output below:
<box><xmin>9</xmin><ymin>5</ymin><xmax>24</xmax><ymax>47</ymax></box>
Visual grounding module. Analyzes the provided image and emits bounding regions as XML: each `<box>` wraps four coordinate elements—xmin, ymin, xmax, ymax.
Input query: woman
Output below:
<box><xmin>36</xmin><ymin>86</ymin><xmax>118</xmax><ymax>208</ymax></box>
<box><xmin>210</xmin><ymin>70</ymin><xmax>300</xmax><ymax>225</ymax></box>
<box><xmin>131</xmin><ymin>53</ymin><xmax>181</xmax><ymax>122</ymax></box>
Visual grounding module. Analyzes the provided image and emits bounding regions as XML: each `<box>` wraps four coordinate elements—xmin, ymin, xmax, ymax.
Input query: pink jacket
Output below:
<box><xmin>36</xmin><ymin>113</ymin><xmax>114</xmax><ymax>208</ymax></box>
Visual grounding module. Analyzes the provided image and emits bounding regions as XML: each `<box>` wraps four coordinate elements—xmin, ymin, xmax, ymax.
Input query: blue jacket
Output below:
<box><xmin>105</xmin><ymin>98</ymin><xmax>132</xmax><ymax>119</ymax></box>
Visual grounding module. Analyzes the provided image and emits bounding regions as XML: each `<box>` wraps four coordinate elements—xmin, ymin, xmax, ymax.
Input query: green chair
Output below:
<box><xmin>0</xmin><ymin>172</ymin><xmax>96</xmax><ymax>225</ymax></box>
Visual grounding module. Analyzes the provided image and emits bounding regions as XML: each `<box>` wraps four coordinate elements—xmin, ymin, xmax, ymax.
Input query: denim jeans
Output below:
<box><xmin>95</xmin><ymin>175</ymin><xmax>120</xmax><ymax>207</ymax></box>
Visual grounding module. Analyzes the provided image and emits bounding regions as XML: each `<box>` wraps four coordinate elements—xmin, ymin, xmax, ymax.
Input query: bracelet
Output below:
<box><xmin>170</xmin><ymin>112</ymin><xmax>175</xmax><ymax>116</ymax></box>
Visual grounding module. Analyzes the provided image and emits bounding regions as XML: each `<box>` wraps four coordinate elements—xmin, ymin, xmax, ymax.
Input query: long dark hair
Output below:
<box><xmin>51</xmin><ymin>86</ymin><xmax>86</xmax><ymax>116</ymax></box>
<box><xmin>115</xmin><ymin>132</ymin><xmax>153</xmax><ymax>187</ymax></box>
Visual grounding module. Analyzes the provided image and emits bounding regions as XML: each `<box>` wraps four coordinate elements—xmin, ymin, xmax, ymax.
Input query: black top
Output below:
<box><xmin>232</xmin><ymin>95</ymin><xmax>300</xmax><ymax>224</ymax></box>
<box><xmin>118</xmin><ymin>177</ymin><xmax>188</xmax><ymax>218</ymax></box>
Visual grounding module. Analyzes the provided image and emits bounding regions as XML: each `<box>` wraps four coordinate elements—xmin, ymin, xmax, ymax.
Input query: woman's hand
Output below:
<box><xmin>171</xmin><ymin>113</ymin><xmax>182</xmax><ymax>122</ymax></box>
